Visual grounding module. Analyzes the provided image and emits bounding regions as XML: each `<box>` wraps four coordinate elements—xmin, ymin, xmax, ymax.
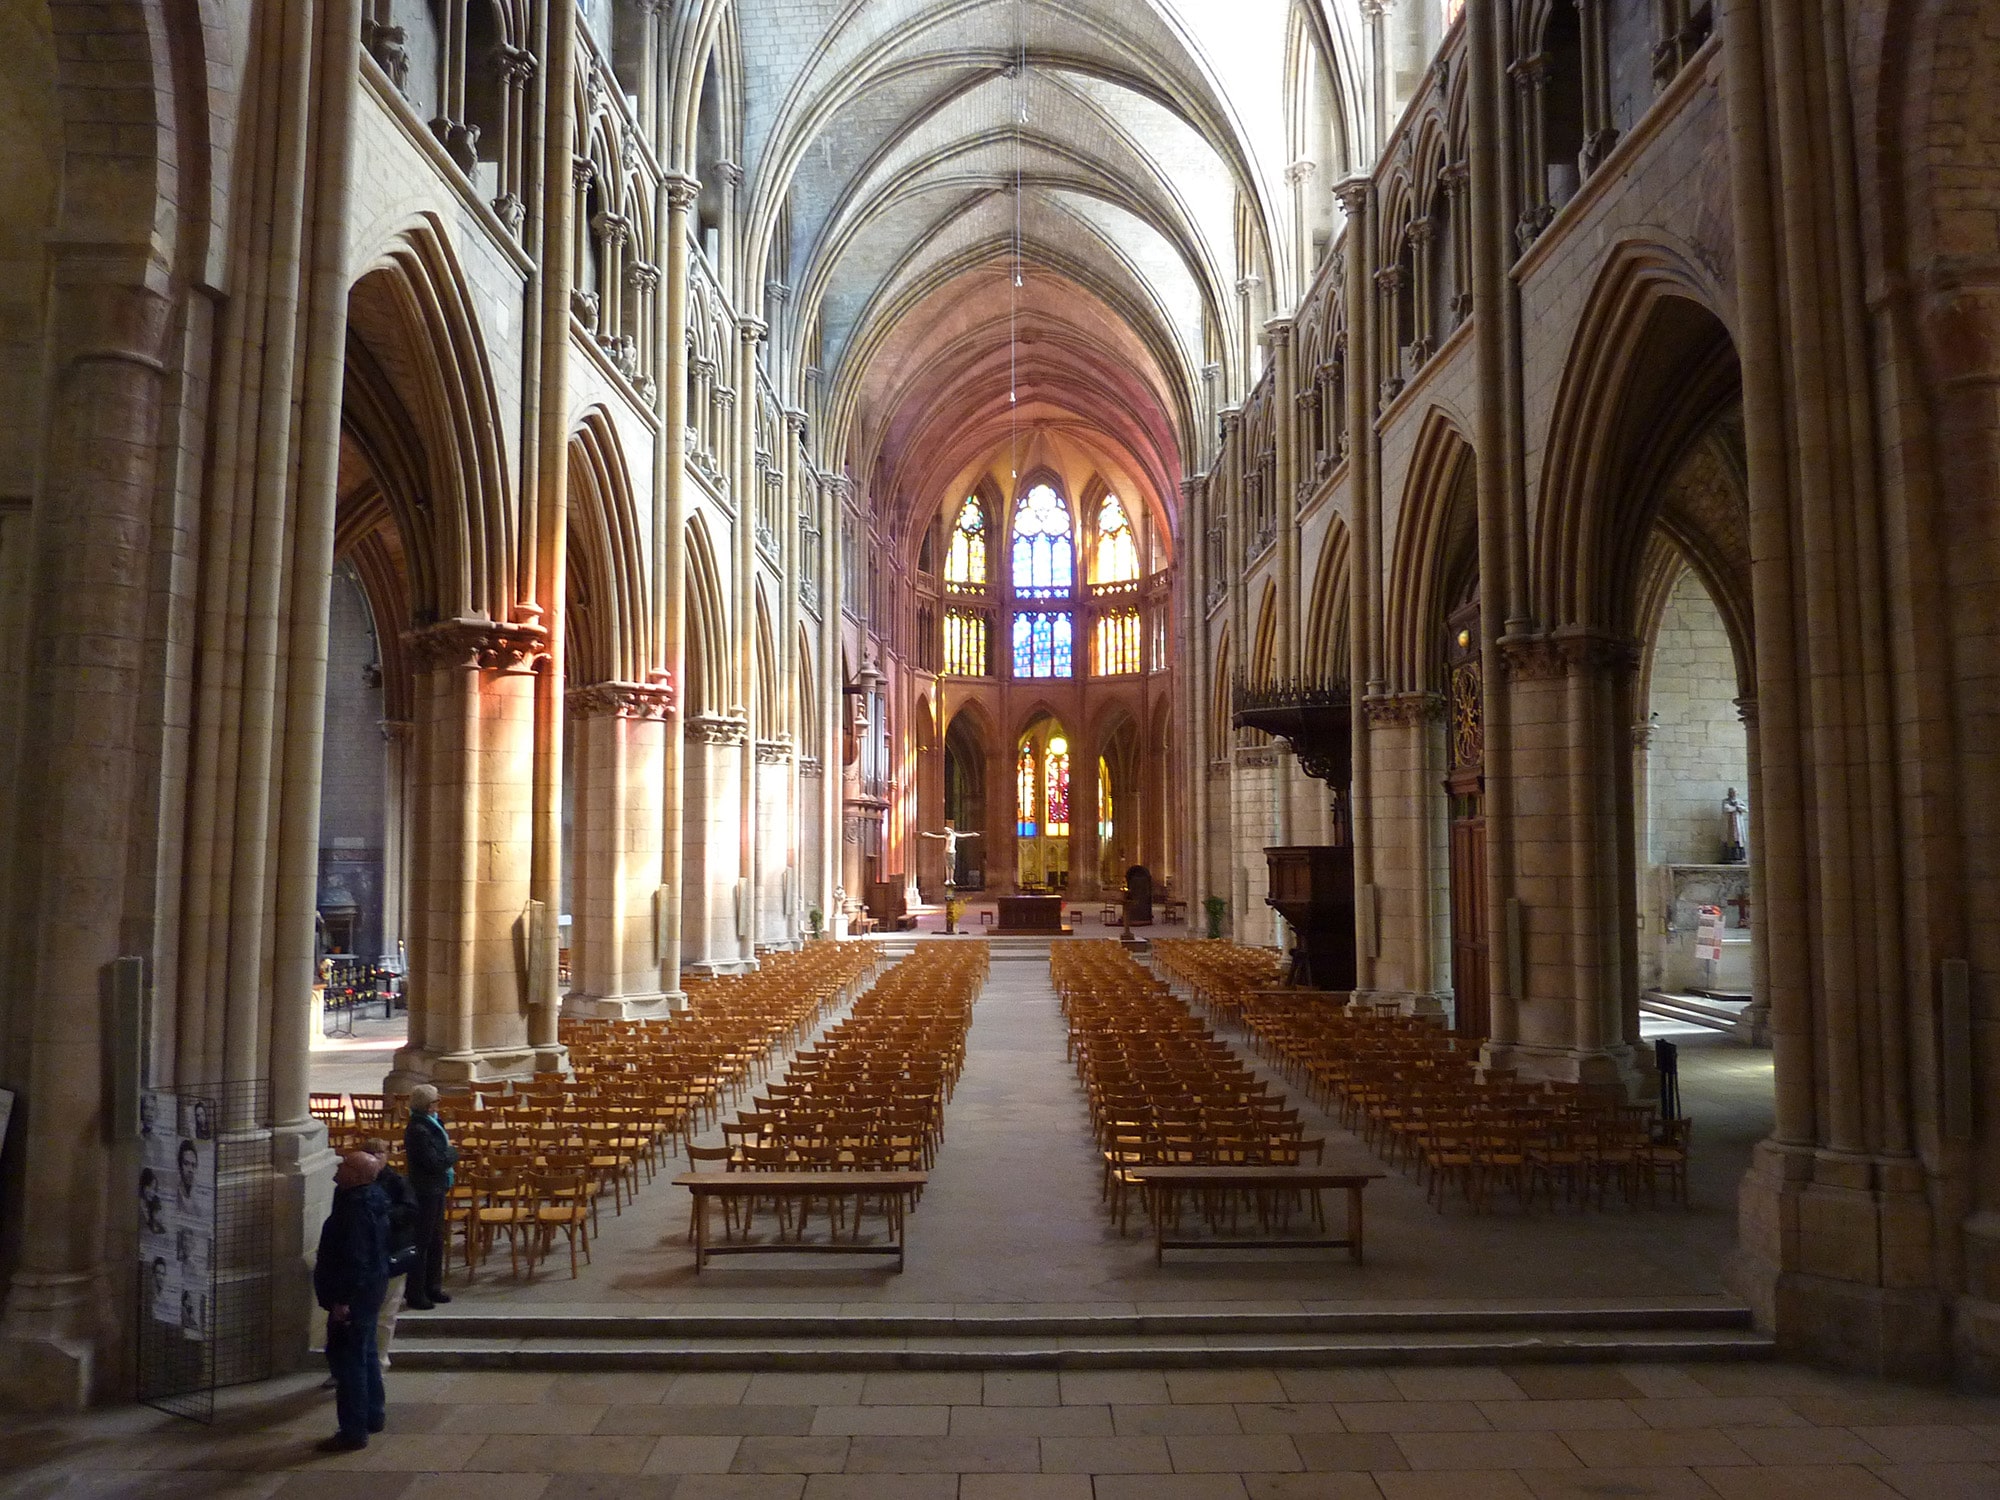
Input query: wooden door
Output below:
<box><xmin>1448</xmin><ymin>801</ymin><xmax>1489</xmax><ymax>1039</ymax></box>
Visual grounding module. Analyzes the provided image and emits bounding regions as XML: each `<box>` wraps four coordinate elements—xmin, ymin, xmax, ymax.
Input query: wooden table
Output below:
<box><xmin>673</xmin><ymin>1171</ymin><xmax>928</xmax><ymax>1271</ymax></box>
<box><xmin>994</xmin><ymin>895</ymin><xmax>1069</xmax><ymax>935</ymax></box>
<box><xmin>1125</xmin><ymin>1166</ymin><xmax>1384</xmax><ymax>1266</ymax></box>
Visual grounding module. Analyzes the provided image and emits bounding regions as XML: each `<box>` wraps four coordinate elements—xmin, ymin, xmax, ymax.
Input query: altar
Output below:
<box><xmin>994</xmin><ymin>895</ymin><xmax>1070</xmax><ymax>936</ymax></box>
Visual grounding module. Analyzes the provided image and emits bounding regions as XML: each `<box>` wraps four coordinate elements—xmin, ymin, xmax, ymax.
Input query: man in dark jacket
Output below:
<box><xmin>401</xmin><ymin>1084</ymin><xmax>458</xmax><ymax>1309</ymax></box>
<box><xmin>314</xmin><ymin>1150</ymin><xmax>390</xmax><ymax>1451</ymax></box>
<box><xmin>363</xmin><ymin>1136</ymin><xmax>419</xmax><ymax>1370</ymax></box>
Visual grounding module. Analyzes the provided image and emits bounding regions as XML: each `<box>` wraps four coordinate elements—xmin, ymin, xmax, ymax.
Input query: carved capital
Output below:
<box><xmin>684</xmin><ymin>713</ymin><xmax>749</xmax><ymax>745</ymax></box>
<box><xmin>403</xmin><ymin>618</ymin><xmax>548</xmax><ymax>675</ymax></box>
<box><xmin>1499</xmin><ymin>631</ymin><xmax>1639</xmax><ymax>681</ymax></box>
<box><xmin>1235</xmin><ymin>275</ymin><xmax>1262</xmax><ymax>298</ymax></box>
<box><xmin>379</xmin><ymin>718</ymin><xmax>414</xmax><ymax>744</ymax></box>
<box><xmin>1284</xmin><ymin>158</ymin><xmax>1318</xmax><ymax>187</ymax></box>
<box><xmin>716</xmin><ymin>160</ymin><xmax>744</xmax><ymax>189</ymax></box>
<box><xmin>756</xmin><ymin>738</ymin><xmax>794</xmax><ymax>765</ymax></box>
<box><xmin>1333</xmin><ymin>176</ymin><xmax>1373</xmax><ymax>215</ymax></box>
<box><xmin>572</xmin><ymin>155</ymin><xmax>596</xmax><ymax>191</ymax></box>
<box><xmin>627</xmin><ymin>260</ymin><xmax>660</xmax><ymax>292</ymax></box>
<box><xmin>1735</xmin><ymin>695</ymin><xmax>1760</xmax><ymax>728</ymax></box>
<box><xmin>797</xmin><ymin>755</ymin><xmax>824</xmax><ymax>779</ymax></box>
<box><xmin>566</xmin><ymin>679</ymin><xmax>675</xmax><ymax>720</ymax></box>
<box><xmin>737</xmin><ymin>315</ymin><xmax>768</xmax><ymax>345</ymax></box>
<box><xmin>665</xmin><ymin>173</ymin><xmax>701</xmax><ymax>212</ymax></box>
<box><xmin>492</xmin><ymin>44</ymin><xmax>537</xmax><ymax>86</ymax></box>
<box><xmin>1362</xmin><ymin>691</ymin><xmax>1445</xmax><ymax>727</ymax></box>
<box><xmin>591</xmin><ymin>210</ymin><xmax>631</xmax><ymax>247</ymax></box>
<box><xmin>1264</xmin><ymin>317</ymin><xmax>1294</xmax><ymax>349</ymax></box>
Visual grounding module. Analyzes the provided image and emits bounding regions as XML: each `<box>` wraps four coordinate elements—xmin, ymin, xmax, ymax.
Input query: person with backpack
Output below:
<box><xmin>313</xmin><ymin>1150</ymin><xmax>390</xmax><ymax>1451</ymax></box>
<box><xmin>363</xmin><ymin>1136</ymin><xmax>419</xmax><ymax>1370</ymax></box>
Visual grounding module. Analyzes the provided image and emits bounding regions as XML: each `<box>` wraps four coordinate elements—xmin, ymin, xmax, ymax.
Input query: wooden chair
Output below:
<box><xmin>532</xmin><ymin>1169</ymin><xmax>593</xmax><ymax>1277</ymax></box>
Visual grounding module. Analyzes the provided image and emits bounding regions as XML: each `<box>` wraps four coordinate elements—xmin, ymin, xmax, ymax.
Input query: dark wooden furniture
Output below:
<box><xmin>994</xmin><ymin>894</ymin><xmax>1069</xmax><ymax>935</ymax></box>
<box><xmin>1123</xmin><ymin>864</ymin><xmax>1154</xmax><ymax>926</ymax></box>
<box><xmin>1125</xmin><ymin>1166</ymin><xmax>1383</xmax><ymax>1266</ymax></box>
<box><xmin>1264</xmin><ymin>845</ymin><xmax>1358</xmax><ymax>990</ymax></box>
<box><xmin>673</xmin><ymin>1170</ymin><xmax>928</xmax><ymax>1271</ymax></box>
<box><xmin>865</xmin><ymin>879</ymin><xmax>917</xmax><ymax>932</ymax></box>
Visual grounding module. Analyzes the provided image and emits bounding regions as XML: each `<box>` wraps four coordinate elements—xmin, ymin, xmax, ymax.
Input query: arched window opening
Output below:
<box><xmin>944</xmin><ymin>610</ymin><xmax>989</xmax><ymax>677</ymax></box>
<box><xmin>1011</xmin><ymin>482</ymin><xmax>1074</xmax><ymax>596</ymax></box>
<box><xmin>1045</xmin><ymin>736</ymin><xmax>1071</xmax><ymax>837</ymax></box>
<box><xmin>1091</xmin><ymin>492</ymin><xmax>1140</xmax><ymax>585</ymax></box>
<box><xmin>1016</xmin><ymin>742</ymin><xmax>1037</xmax><ymax>837</ymax></box>
<box><xmin>1012</xmin><ymin>611</ymin><xmax>1073</xmax><ymax>678</ymax></box>
<box><xmin>1094</xmin><ymin>610</ymin><xmax>1141</xmax><ymax>676</ymax></box>
<box><xmin>945</xmin><ymin>496</ymin><xmax>988</xmax><ymax>591</ymax></box>
<box><xmin>1097</xmin><ymin>757</ymin><xmax>1114</xmax><ymax>845</ymax></box>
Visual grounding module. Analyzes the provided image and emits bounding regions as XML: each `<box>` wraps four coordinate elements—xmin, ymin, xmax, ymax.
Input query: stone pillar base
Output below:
<box><xmin>562</xmin><ymin>990</ymin><xmax>676</xmax><ymax>1020</ymax></box>
<box><xmin>1731</xmin><ymin>998</ymin><xmax>1772</xmax><ymax>1047</ymax></box>
<box><xmin>270</xmin><ymin>1119</ymin><xmax>335</xmax><ymax>1374</ymax></box>
<box><xmin>386</xmin><ymin>1044</ymin><xmax>542</xmax><ymax>1093</ymax></box>
<box><xmin>0</xmin><ymin>1270</ymin><xmax>104</xmax><ymax>1411</ymax></box>
<box><xmin>1481</xmin><ymin>1040</ymin><xmax>1657</xmax><ymax>1099</ymax></box>
<box><xmin>1730</xmin><ymin>1138</ymin><xmax>1950</xmax><ymax>1380</ymax></box>
<box><xmin>1350</xmin><ymin>988</ymin><xmax>1448</xmax><ymax>1018</ymax></box>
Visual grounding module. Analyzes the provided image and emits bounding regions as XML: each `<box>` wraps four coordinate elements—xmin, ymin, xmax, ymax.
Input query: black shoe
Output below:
<box><xmin>316</xmin><ymin>1433</ymin><xmax>368</xmax><ymax>1453</ymax></box>
<box><xmin>367</xmin><ymin>1417</ymin><xmax>385</xmax><ymax>1434</ymax></box>
<box><xmin>404</xmin><ymin>1299</ymin><xmax>435</xmax><ymax>1311</ymax></box>
<box><xmin>428</xmin><ymin>1291</ymin><xmax>451</xmax><ymax>1304</ymax></box>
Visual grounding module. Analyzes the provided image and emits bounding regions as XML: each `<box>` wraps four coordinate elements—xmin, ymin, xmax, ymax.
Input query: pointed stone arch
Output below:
<box><xmin>565</xmin><ymin>409</ymin><xmax>649</xmax><ymax>687</ymax></box>
<box><xmin>1385</xmin><ymin>407</ymin><xmax>1479</xmax><ymax>691</ymax></box>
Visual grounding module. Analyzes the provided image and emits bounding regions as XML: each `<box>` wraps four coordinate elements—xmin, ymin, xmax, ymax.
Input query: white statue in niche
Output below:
<box><xmin>1722</xmin><ymin>787</ymin><xmax>1748</xmax><ymax>863</ymax></box>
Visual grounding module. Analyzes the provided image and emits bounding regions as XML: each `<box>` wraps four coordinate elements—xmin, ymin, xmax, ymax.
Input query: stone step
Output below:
<box><xmin>1639</xmin><ymin>991</ymin><xmax>1746</xmax><ymax>1031</ymax></box>
<box><xmin>388</xmin><ymin>1303</ymin><xmax>1769</xmax><ymax>1370</ymax></box>
<box><xmin>386</xmin><ymin>1325</ymin><xmax>1774</xmax><ymax>1371</ymax></box>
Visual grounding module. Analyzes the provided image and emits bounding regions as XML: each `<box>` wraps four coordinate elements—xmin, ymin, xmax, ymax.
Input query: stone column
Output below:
<box><xmin>657</xmin><ymin>172</ymin><xmax>700</xmax><ymax>1007</ymax></box>
<box><xmin>1336</xmin><ymin>176</ymin><xmax>1382</xmax><ymax>991</ymax></box>
<box><xmin>681</xmin><ymin>713</ymin><xmax>748</xmax><ymax>974</ymax></box>
<box><xmin>390</xmin><ymin>619</ymin><xmax>547</xmax><ymax>1088</ymax></box>
<box><xmin>380</xmin><ymin>719</ymin><xmax>414</xmax><ymax>966</ymax></box>
<box><xmin>564</xmin><ymin>683</ymin><xmax>674</xmax><ymax>1018</ymax></box>
<box><xmin>0</xmin><ymin>276</ymin><xmax>173</xmax><ymax>1410</ymax></box>
<box><xmin>734</xmin><ymin>317</ymin><xmax>767</xmax><ymax>964</ymax></box>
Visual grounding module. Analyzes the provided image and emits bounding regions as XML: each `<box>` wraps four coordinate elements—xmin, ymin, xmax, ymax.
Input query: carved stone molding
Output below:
<box><xmin>1237</xmin><ymin>748</ymin><xmax>1280</xmax><ymax>770</ymax></box>
<box><xmin>1334</xmin><ymin>176</ymin><xmax>1372</xmax><ymax>215</ymax></box>
<box><xmin>798</xmin><ymin>755</ymin><xmax>823</xmax><ymax>779</ymax></box>
<box><xmin>626</xmin><ymin>260</ymin><xmax>660</xmax><ymax>293</ymax></box>
<box><xmin>664</xmin><ymin>173</ymin><xmax>701</xmax><ymax>211</ymax></box>
<box><xmin>1499</xmin><ymin>632</ymin><xmax>1640</xmax><ymax>682</ymax></box>
<box><xmin>403</xmin><ymin>618</ymin><xmax>547</xmax><ymax>675</ymax></box>
<box><xmin>1207</xmin><ymin>758</ymin><xmax>1232</xmax><ymax>781</ymax></box>
<box><xmin>1735</xmin><ymin>695</ymin><xmax>1760</xmax><ymax>728</ymax></box>
<box><xmin>717</xmin><ymin>161</ymin><xmax>744</xmax><ymax>190</ymax></box>
<box><xmin>756</xmin><ymin>739</ymin><xmax>794</xmax><ymax>765</ymax></box>
<box><xmin>684</xmin><ymin>713</ymin><xmax>749</xmax><ymax>746</ymax></box>
<box><xmin>1362</xmin><ymin>691</ymin><xmax>1444</xmax><ymax>727</ymax></box>
<box><xmin>566</xmin><ymin>680</ymin><xmax>675</xmax><ymax>720</ymax></box>
<box><xmin>379</xmin><ymin>718</ymin><xmax>414</xmax><ymax>744</ymax></box>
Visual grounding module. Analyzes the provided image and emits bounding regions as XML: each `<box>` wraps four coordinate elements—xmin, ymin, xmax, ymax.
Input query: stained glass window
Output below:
<box><xmin>1098</xmin><ymin>757</ymin><xmax>1114</xmax><ymax>843</ymax></box>
<box><xmin>1016</xmin><ymin>742</ymin><xmax>1037</xmax><ymax>837</ymax></box>
<box><xmin>1010</xmin><ymin>483</ymin><xmax>1073</xmax><ymax>596</ymax></box>
<box><xmin>1045</xmin><ymin>736</ymin><xmax>1070</xmax><ymax>836</ymax></box>
<box><xmin>945</xmin><ymin>496</ymin><xmax>987</xmax><ymax>591</ymax></box>
<box><xmin>1092</xmin><ymin>493</ymin><xmax>1140</xmax><ymax>584</ymax></box>
<box><xmin>1093</xmin><ymin>610</ymin><xmax>1141</xmax><ymax>676</ymax></box>
<box><xmin>1012</xmin><ymin>611</ymin><xmax>1073</xmax><ymax>678</ymax></box>
<box><xmin>943</xmin><ymin>609</ymin><xmax>988</xmax><ymax>676</ymax></box>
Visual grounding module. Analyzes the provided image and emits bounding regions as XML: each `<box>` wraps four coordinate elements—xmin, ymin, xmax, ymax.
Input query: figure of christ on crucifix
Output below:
<box><xmin>919</xmin><ymin>822</ymin><xmax>981</xmax><ymax>889</ymax></box>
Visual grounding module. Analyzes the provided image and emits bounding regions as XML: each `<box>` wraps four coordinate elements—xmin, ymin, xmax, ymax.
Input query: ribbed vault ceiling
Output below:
<box><xmin>734</xmin><ymin>0</ymin><xmax>1368</xmax><ymax>546</ymax></box>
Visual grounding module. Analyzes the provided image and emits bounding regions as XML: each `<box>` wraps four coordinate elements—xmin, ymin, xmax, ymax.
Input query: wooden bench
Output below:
<box><xmin>1125</xmin><ymin>1166</ymin><xmax>1384</xmax><ymax>1266</ymax></box>
<box><xmin>673</xmin><ymin>1170</ymin><xmax>928</xmax><ymax>1271</ymax></box>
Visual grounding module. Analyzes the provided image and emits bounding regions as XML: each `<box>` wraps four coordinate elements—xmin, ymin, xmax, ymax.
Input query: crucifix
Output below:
<box><xmin>919</xmin><ymin>822</ymin><xmax>981</xmax><ymax>883</ymax></box>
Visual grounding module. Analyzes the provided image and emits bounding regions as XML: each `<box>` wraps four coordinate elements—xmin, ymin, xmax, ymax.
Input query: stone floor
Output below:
<box><xmin>6</xmin><ymin>1359</ymin><xmax>1998</xmax><ymax>1498</ymax></box>
<box><xmin>330</xmin><ymin>952</ymin><xmax>1774</xmax><ymax>1309</ymax></box>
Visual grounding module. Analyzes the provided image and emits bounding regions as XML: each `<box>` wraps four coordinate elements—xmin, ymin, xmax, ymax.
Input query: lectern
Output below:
<box><xmin>1264</xmin><ymin>845</ymin><xmax>1357</xmax><ymax>990</ymax></box>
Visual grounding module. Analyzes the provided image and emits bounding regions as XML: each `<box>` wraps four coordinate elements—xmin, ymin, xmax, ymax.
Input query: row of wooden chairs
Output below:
<box><xmin>1054</xmin><ymin>942</ymin><xmax>1324</xmax><ymax>1237</ymax></box>
<box><xmin>698</xmin><ymin>943</ymin><xmax>988</xmax><ymax>1242</ymax></box>
<box><xmin>423</xmin><ymin>944</ymin><xmax>887</xmax><ymax>1278</ymax></box>
<box><xmin>1154</xmin><ymin>943</ymin><xmax>1693</xmax><ymax>1214</ymax></box>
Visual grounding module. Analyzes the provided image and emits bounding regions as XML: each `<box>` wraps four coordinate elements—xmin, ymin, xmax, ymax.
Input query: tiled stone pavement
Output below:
<box><xmin>6</xmin><ymin>1361</ymin><xmax>1997</xmax><ymax>1499</ymax></box>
